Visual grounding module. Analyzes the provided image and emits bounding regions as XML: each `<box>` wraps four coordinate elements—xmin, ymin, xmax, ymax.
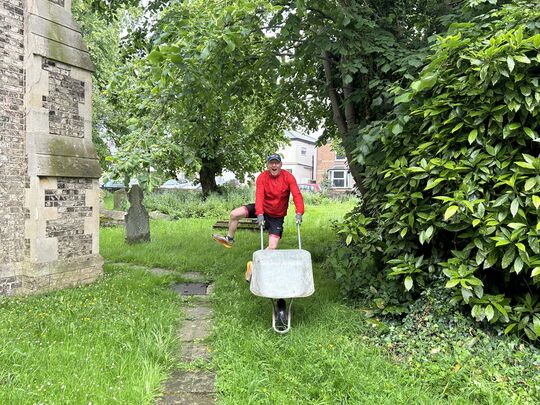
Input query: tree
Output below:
<box><xmin>83</xmin><ymin>0</ymin><xmax>461</xmax><ymax>196</ymax></box>
<box><xmin>265</xmin><ymin>0</ymin><xmax>461</xmax><ymax>192</ymax></box>
<box><xmin>109</xmin><ymin>0</ymin><xmax>299</xmax><ymax>196</ymax></box>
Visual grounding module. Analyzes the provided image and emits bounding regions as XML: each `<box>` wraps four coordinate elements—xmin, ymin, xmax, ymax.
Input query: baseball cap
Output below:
<box><xmin>267</xmin><ymin>154</ymin><xmax>282</xmax><ymax>162</ymax></box>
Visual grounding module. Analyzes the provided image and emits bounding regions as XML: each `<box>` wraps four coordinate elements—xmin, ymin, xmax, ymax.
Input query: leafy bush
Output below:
<box><xmin>143</xmin><ymin>187</ymin><xmax>255</xmax><ymax>219</ymax></box>
<box><xmin>364</xmin><ymin>286</ymin><xmax>540</xmax><ymax>402</ymax></box>
<box><xmin>331</xmin><ymin>2</ymin><xmax>540</xmax><ymax>339</ymax></box>
<box><xmin>302</xmin><ymin>189</ymin><xmax>359</xmax><ymax>206</ymax></box>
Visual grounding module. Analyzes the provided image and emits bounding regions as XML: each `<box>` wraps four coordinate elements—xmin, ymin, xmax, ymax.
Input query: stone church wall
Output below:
<box><xmin>0</xmin><ymin>0</ymin><xmax>26</xmax><ymax>294</ymax></box>
<box><xmin>0</xmin><ymin>0</ymin><xmax>103</xmax><ymax>296</ymax></box>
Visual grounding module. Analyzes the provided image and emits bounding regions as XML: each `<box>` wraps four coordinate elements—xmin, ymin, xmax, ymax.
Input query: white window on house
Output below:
<box><xmin>301</xmin><ymin>147</ymin><xmax>307</xmax><ymax>156</ymax></box>
<box><xmin>335</xmin><ymin>154</ymin><xmax>346</xmax><ymax>161</ymax></box>
<box><xmin>330</xmin><ymin>170</ymin><xmax>348</xmax><ymax>188</ymax></box>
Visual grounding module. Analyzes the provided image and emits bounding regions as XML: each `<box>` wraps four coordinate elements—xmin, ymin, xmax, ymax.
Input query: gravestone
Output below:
<box><xmin>0</xmin><ymin>0</ymin><xmax>103</xmax><ymax>296</ymax></box>
<box><xmin>113</xmin><ymin>189</ymin><xmax>127</xmax><ymax>210</ymax></box>
<box><xmin>125</xmin><ymin>185</ymin><xmax>150</xmax><ymax>243</ymax></box>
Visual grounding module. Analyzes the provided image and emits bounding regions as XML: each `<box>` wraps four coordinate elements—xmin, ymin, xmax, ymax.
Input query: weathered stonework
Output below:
<box><xmin>0</xmin><ymin>0</ymin><xmax>103</xmax><ymax>296</ymax></box>
<box><xmin>45</xmin><ymin>177</ymin><xmax>94</xmax><ymax>259</ymax></box>
<box><xmin>0</xmin><ymin>0</ymin><xmax>26</xmax><ymax>295</ymax></box>
<box><xmin>42</xmin><ymin>59</ymin><xmax>85</xmax><ymax>138</ymax></box>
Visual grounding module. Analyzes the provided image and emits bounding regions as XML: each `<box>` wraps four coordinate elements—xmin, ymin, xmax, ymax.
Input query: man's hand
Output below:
<box><xmin>257</xmin><ymin>214</ymin><xmax>265</xmax><ymax>227</ymax></box>
<box><xmin>295</xmin><ymin>213</ymin><xmax>303</xmax><ymax>224</ymax></box>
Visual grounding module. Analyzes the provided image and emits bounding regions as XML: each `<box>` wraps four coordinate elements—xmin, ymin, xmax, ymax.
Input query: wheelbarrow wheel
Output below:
<box><xmin>276</xmin><ymin>298</ymin><xmax>287</xmax><ymax>329</ymax></box>
<box><xmin>271</xmin><ymin>299</ymin><xmax>293</xmax><ymax>334</ymax></box>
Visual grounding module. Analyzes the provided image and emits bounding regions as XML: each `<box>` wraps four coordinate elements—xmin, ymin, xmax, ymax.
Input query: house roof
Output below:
<box><xmin>285</xmin><ymin>129</ymin><xmax>317</xmax><ymax>145</ymax></box>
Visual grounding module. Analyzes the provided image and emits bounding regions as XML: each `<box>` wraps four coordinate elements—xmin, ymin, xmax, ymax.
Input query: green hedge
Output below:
<box><xmin>331</xmin><ymin>2</ymin><xmax>540</xmax><ymax>339</ymax></box>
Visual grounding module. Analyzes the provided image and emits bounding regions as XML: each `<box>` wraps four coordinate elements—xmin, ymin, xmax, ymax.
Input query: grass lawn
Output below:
<box><xmin>0</xmin><ymin>266</ymin><xmax>180</xmax><ymax>403</ymax></box>
<box><xmin>1</xmin><ymin>199</ymin><xmax>538</xmax><ymax>403</ymax></box>
<box><xmin>201</xmin><ymin>205</ymin><xmax>537</xmax><ymax>404</ymax></box>
<box><xmin>100</xmin><ymin>200</ymin><xmax>540</xmax><ymax>403</ymax></box>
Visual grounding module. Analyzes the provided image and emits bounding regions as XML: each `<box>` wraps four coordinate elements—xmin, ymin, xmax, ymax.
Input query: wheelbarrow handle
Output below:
<box><xmin>259</xmin><ymin>220</ymin><xmax>302</xmax><ymax>250</ymax></box>
<box><xmin>297</xmin><ymin>222</ymin><xmax>301</xmax><ymax>250</ymax></box>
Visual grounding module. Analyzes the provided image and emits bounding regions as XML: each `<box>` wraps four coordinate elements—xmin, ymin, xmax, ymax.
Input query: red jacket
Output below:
<box><xmin>255</xmin><ymin>170</ymin><xmax>304</xmax><ymax>217</ymax></box>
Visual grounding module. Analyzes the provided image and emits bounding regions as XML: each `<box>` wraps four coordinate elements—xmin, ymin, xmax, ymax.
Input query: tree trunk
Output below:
<box><xmin>321</xmin><ymin>50</ymin><xmax>366</xmax><ymax>195</ymax></box>
<box><xmin>199</xmin><ymin>158</ymin><xmax>219</xmax><ymax>199</ymax></box>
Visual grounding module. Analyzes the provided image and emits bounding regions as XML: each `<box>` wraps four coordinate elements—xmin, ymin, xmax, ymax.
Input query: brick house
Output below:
<box><xmin>248</xmin><ymin>130</ymin><xmax>355</xmax><ymax>193</ymax></box>
<box><xmin>314</xmin><ymin>143</ymin><xmax>355</xmax><ymax>191</ymax></box>
<box><xmin>278</xmin><ymin>131</ymin><xmax>356</xmax><ymax>192</ymax></box>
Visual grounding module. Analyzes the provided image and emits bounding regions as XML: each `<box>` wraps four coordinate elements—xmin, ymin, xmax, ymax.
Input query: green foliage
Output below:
<box><xmin>103</xmin><ymin>0</ymin><xmax>464</xmax><ymax>194</ymax></box>
<box><xmin>107</xmin><ymin>0</ymin><xmax>294</xmax><ymax>195</ymax></box>
<box><xmin>84</xmin><ymin>0</ymin><xmax>463</xmax><ymax>194</ymax></box>
<box><xmin>301</xmin><ymin>189</ymin><xmax>358</xmax><ymax>206</ymax></box>
<box><xmin>144</xmin><ymin>187</ymin><xmax>255</xmax><ymax>219</ymax></box>
<box><xmin>332</xmin><ymin>2</ymin><xmax>540</xmax><ymax>339</ymax></box>
<box><xmin>141</xmin><ymin>186</ymin><xmax>358</xmax><ymax>219</ymax></box>
<box><xmin>366</xmin><ymin>287</ymin><xmax>540</xmax><ymax>402</ymax></box>
<box><xmin>267</xmin><ymin>0</ymin><xmax>463</xmax><ymax>184</ymax></box>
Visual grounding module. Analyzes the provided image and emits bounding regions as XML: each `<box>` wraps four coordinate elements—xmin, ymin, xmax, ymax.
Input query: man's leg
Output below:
<box><xmin>267</xmin><ymin>234</ymin><xmax>280</xmax><ymax>249</ymax></box>
<box><xmin>265</xmin><ymin>216</ymin><xmax>284</xmax><ymax>249</ymax></box>
<box><xmin>228</xmin><ymin>206</ymin><xmax>249</xmax><ymax>239</ymax></box>
<box><xmin>212</xmin><ymin>205</ymin><xmax>250</xmax><ymax>248</ymax></box>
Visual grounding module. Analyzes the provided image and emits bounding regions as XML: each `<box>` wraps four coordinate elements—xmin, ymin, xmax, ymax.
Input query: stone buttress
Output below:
<box><xmin>0</xmin><ymin>0</ymin><xmax>103</xmax><ymax>295</ymax></box>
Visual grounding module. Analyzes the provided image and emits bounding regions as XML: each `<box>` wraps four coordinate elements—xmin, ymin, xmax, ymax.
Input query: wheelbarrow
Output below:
<box><xmin>248</xmin><ymin>222</ymin><xmax>315</xmax><ymax>334</ymax></box>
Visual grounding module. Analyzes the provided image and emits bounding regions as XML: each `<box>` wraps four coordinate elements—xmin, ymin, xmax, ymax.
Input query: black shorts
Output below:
<box><xmin>244</xmin><ymin>203</ymin><xmax>284</xmax><ymax>238</ymax></box>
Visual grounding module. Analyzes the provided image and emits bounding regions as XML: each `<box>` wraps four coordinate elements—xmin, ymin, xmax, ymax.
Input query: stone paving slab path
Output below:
<box><xmin>184</xmin><ymin>306</ymin><xmax>213</xmax><ymax>320</ymax></box>
<box><xmin>163</xmin><ymin>372</ymin><xmax>217</xmax><ymax>393</ymax></box>
<box><xmin>180</xmin><ymin>342</ymin><xmax>212</xmax><ymax>363</ymax></box>
<box><xmin>178</xmin><ymin>319</ymin><xmax>213</xmax><ymax>342</ymax></box>
<box><xmin>159</xmin><ymin>392</ymin><xmax>216</xmax><ymax>405</ymax></box>
<box><xmin>157</xmin><ymin>274</ymin><xmax>216</xmax><ymax>404</ymax></box>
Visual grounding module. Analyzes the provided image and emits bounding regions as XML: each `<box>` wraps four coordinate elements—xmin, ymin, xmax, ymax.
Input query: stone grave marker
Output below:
<box><xmin>113</xmin><ymin>189</ymin><xmax>127</xmax><ymax>210</ymax></box>
<box><xmin>125</xmin><ymin>185</ymin><xmax>150</xmax><ymax>243</ymax></box>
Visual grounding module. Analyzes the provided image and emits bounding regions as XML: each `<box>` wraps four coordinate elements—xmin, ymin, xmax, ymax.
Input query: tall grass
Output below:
<box><xmin>143</xmin><ymin>187</ymin><xmax>254</xmax><ymax>219</ymax></box>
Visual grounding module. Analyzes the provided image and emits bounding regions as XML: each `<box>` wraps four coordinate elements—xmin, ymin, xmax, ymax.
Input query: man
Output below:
<box><xmin>212</xmin><ymin>153</ymin><xmax>304</xmax><ymax>250</ymax></box>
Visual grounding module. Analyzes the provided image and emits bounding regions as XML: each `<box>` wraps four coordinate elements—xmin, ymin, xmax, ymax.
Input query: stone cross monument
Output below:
<box><xmin>0</xmin><ymin>0</ymin><xmax>103</xmax><ymax>295</ymax></box>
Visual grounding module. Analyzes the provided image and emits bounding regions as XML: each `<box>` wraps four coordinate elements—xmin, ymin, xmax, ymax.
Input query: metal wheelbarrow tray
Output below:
<box><xmin>250</xmin><ymin>249</ymin><xmax>314</xmax><ymax>299</ymax></box>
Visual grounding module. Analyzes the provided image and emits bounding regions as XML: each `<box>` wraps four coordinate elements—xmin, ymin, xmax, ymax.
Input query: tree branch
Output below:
<box><xmin>321</xmin><ymin>50</ymin><xmax>347</xmax><ymax>135</ymax></box>
<box><xmin>306</xmin><ymin>6</ymin><xmax>336</xmax><ymax>23</ymax></box>
<box><xmin>341</xmin><ymin>55</ymin><xmax>356</xmax><ymax>130</ymax></box>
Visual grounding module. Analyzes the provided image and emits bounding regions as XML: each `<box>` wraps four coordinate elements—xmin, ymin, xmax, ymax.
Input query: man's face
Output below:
<box><xmin>267</xmin><ymin>160</ymin><xmax>282</xmax><ymax>176</ymax></box>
